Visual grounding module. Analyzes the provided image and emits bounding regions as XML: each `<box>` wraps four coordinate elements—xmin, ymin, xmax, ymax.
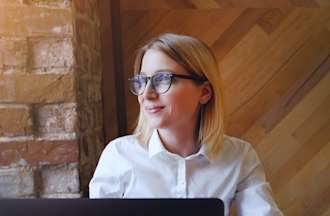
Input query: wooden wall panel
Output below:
<box><xmin>115</xmin><ymin>3</ymin><xmax>330</xmax><ymax>215</ymax></box>
<box><xmin>121</xmin><ymin>0</ymin><xmax>320</xmax><ymax>9</ymax></box>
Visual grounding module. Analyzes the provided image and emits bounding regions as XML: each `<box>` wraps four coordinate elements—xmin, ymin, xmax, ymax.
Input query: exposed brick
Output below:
<box><xmin>24</xmin><ymin>0</ymin><xmax>72</xmax><ymax>8</ymax></box>
<box><xmin>0</xmin><ymin>140</ymin><xmax>79</xmax><ymax>166</ymax></box>
<box><xmin>0</xmin><ymin>141</ymin><xmax>28</xmax><ymax>166</ymax></box>
<box><xmin>29</xmin><ymin>37</ymin><xmax>74</xmax><ymax>73</ymax></box>
<box><xmin>0</xmin><ymin>105</ymin><xmax>32</xmax><ymax>137</ymax></box>
<box><xmin>41</xmin><ymin>193</ymin><xmax>81</xmax><ymax>198</ymax></box>
<box><xmin>35</xmin><ymin>103</ymin><xmax>77</xmax><ymax>135</ymax></box>
<box><xmin>40</xmin><ymin>163</ymin><xmax>79</xmax><ymax>194</ymax></box>
<box><xmin>0</xmin><ymin>0</ymin><xmax>105</xmax><ymax>198</ymax></box>
<box><xmin>0</xmin><ymin>167</ymin><xmax>34</xmax><ymax>198</ymax></box>
<box><xmin>0</xmin><ymin>38</ymin><xmax>28</xmax><ymax>73</ymax></box>
<box><xmin>0</xmin><ymin>74</ymin><xmax>76</xmax><ymax>103</ymax></box>
<box><xmin>0</xmin><ymin>0</ymin><xmax>25</xmax><ymax>6</ymax></box>
<box><xmin>0</xmin><ymin>5</ymin><xmax>73</xmax><ymax>37</ymax></box>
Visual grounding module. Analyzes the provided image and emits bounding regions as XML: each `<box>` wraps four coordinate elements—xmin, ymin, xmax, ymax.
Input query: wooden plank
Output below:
<box><xmin>317</xmin><ymin>0</ymin><xmax>330</xmax><ymax>6</ymax></box>
<box><xmin>211</xmin><ymin>8</ymin><xmax>268</xmax><ymax>62</ymax></box>
<box><xmin>163</xmin><ymin>0</ymin><xmax>196</xmax><ymax>9</ymax></box>
<box><xmin>283</xmin><ymin>165</ymin><xmax>330</xmax><ymax>215</ymax></box>
<box><xmin>321</xmin><ymin>207</ymin><xmax>330</xmax><ymax>216</ymax></box>
<box><xmin>123</xmin><ymin>9</ymin><xmax>244</xmax><ymax>47</ymax></box>
<box><xmin>216</xmin><ymin>0</ymin><xmax>318</xmax><ymax>7</ymax></box>
<box><xmin>258</xmin><ymin>95</ymin><xmax>330</xmax><ymax>177</ymax></box>
<box><xmin>190</xmin><ymin>0</ymin><xmax>221</xmax><ymax>8</ymax></box>
<box><xmin>121</xmin><ymin>10</ymin><xmax>170</xmax><ymax>65</ymax></box>
<box><xmin>292</xmin><ymin>95</ymin><xmax>330</xmax><ymax>144</ymax></box>
<box><xmin>218</xmin><ymin>25</ymin><xmax>269</xmax><ymax>82</ymax></box>
<box><xmin>99</xmin><ymin>0</ymin><xmax>119</xmax><ymax>142</ymax></box>
<box><xmin>121</xmin><ymin>0</ymin><xmax>170</xmax><ymax>10</ymax></box>
<box><xmin>110</xmin><ymin>0</ymin><xmax>127</xmax><ymax>136</ymax></box>
<box><xmin>121</xmin><ymin>10</ymin><xmax>146</xmax><ymax>34</ymax></box>
<box><xmin>284</xmin><ymin>200</ymin><xmax>305</xmax><ymax>216</ymax></box>
<box><xmin>191</xmin><ymin>9</ymin><xmax>244</xmax><ymax>46</ymax></box>
<box><xmin>275</xmin><ymin>142</ymin><xmax>330</xmax><ymax>210</ymax></box>
<box><xmin>121</xmin><ymin>0</ymin><xmax>320</xmax><ymax>9</ymax></box>
<box><xmin>242</xmin><ymin>51</ymin><xmax>330</xmax><ymax>144</ymax></box>
<box><xmin>303</xmin><ymin>165</ymin><xmax>330</xmax><ymax>215</ymax></box>
<box><xmin>226</xmin><ymin>22</ymin><xmax>330</xmax><ymax>137</ymax></box>
<box><xmin>255</xmin><ymin>72</ymin><xmax>330</xmax><ymax>174</ymax></box>
<box><xmin>271</xmin><ymin>118</ymin><xmax>330</xmax><ymax>192</ymax></box>
<box><xmin>223</xmin><ymin>9</ymin><xmax>329</xmax><ymax>116</ymax></box>
<box><xmin>257</xmin><ymin>8</ymin><xmax>292</xmax><ymax>34</ymax></box>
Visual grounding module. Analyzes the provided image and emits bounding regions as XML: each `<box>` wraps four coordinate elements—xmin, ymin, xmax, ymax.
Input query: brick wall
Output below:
<box><xmin>0</xmin><ymin>0</ymin><xmax>104</xmax><ymax>197</ymax></box>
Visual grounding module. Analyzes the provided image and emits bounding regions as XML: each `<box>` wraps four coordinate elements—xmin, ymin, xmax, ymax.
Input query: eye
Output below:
<box><xmin>153</xmin><ymin>72</ymin><xmax>170</xmax><ymax>84</ymax></box>
<box><xmin>132</xmin><ymin>79</ymin><xmax>142</xmax><ymax>88</ymax></box>
<box><xmin>130</xmin><ymin>75</ymin><xmax>146</xmax><ymax>93</ymax></box>
<box><xmin>134</xmin><ymin>75</ymin><xmax>147</xmax><ymax>83</ymax></box>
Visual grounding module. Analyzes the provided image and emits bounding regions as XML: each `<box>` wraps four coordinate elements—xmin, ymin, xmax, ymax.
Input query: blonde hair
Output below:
<box><xmin>133</xmin><ymin>33</ymin><xmax>225</xmax><ymax>158</ymax></box>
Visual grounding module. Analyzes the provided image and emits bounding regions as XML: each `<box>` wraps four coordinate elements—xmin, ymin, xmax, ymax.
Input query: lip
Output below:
<box><xmin>145</xmin><ymin>105</ymin><xmax>165</xmax><ymax>114</ymax></box>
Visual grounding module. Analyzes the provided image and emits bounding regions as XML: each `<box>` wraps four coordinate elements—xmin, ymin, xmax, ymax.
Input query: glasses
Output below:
<box><xmin>128</xmin><ymin>71</ymin><xmax>206</xmax><ymax>95</ymax></box>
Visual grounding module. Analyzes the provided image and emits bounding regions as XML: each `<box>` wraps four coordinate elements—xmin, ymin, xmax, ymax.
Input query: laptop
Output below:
<box><xmin>0</xmin><ymin>198</ymin><xmax>224</xmax><ymax>216</ymax></box>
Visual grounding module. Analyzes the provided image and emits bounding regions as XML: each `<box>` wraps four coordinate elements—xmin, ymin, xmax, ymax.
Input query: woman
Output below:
<box><xmin>89</xmin><ymin>33</ymin><xmax>283</xmax><ymax>215</ymax></box>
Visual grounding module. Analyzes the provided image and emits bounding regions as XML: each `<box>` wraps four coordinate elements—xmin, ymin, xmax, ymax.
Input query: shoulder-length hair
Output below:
<box><xmin>133</xmin><ymin>33</ymin><xmax>225</xmax><ymax>158</ymax></box>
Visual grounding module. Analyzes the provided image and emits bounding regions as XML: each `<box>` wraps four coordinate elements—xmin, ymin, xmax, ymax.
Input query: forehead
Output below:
<box><xmin>140</xmin><ymin>49</ymin><xmax>186</xmax><ymax>75</ymax></box>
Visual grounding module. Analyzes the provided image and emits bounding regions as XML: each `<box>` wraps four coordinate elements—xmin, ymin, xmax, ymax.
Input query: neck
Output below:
<box><xmin>157</xmin><ymin>124</ymin><xmax>200</xmax><ymax>158</ymax></box>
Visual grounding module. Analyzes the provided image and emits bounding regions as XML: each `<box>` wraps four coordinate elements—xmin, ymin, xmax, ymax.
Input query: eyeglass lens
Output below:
<box><xmin>130</xmin><ymin>72</ymin><xmax>172</xmax><ymax>95</ymax></box>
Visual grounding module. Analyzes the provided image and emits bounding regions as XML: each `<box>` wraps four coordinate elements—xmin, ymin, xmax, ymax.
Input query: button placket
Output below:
<box><xmin>176</xmin><ymin>159</ymin><xmax>186</xmax><ymax>198</ymax></box>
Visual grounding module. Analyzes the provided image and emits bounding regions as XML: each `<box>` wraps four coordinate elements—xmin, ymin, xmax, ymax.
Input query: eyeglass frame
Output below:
<box><xmin>128</xmin><ymin>70</ymin><xmax>207</xmax><ymax>95</ymax></box>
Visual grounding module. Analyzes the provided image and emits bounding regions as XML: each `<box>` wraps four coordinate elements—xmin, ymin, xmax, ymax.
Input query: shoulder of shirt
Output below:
<box><xmin>102</xmin><ymin>134</ymin><xmax>141</xmax><ymax>155</ymax></box>
<box><xmin>110</xmin><ymin>134</ymin><xmax>139</xmax><ymax>145</ymax></box>
<box><xmin>206</xmin><ymin>135</ymin><xmax>258</xmax><ymax>168</ymax></box>
<box><xmin>222</xmin><ymin>134</ymin><xmax>255</xmax><ymax>157</ymax></box>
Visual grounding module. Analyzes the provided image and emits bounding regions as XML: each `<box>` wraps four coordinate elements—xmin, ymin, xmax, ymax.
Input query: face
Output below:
<box><xmin>137</xmin><ymin>49</ymin><xmax>211</xmax><ymax>131</ymax></box>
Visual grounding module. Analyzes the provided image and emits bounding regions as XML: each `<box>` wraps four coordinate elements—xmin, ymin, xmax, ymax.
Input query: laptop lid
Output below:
<box><xmin>0</xmin><ymin>198</ymin><xmax>224</xmax><ymax>216</ymax></box>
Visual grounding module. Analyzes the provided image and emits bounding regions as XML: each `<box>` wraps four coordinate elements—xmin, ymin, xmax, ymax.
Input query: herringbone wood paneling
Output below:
<box><xmin>116</xmin><ymin>4</ymin><xmax>330</xmax><ymax>215</ymax></box>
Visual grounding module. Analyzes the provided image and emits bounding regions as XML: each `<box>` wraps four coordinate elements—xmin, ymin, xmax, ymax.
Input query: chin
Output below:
<box><xmin>148</xmin><ymin>120</ymin><xmax>169</xmax><ymax>130</ymax></box>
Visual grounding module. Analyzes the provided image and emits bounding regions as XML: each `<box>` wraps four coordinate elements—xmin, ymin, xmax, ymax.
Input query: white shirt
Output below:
<box><xmin>89</xmin><ymin>130</ymin><xmax>283</xmax><ymax>216</ymax></box>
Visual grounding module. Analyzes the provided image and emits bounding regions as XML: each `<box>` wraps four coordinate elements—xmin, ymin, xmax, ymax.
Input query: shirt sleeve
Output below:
<box><xmin>89</xmin><ymin>142</ymin><xmax>126</xmax><ymax>198</ymax></box>
<box><xmin>235</xmin><ymin>143</ymin><xmax>283</xmax><ymax>216</ymax></box>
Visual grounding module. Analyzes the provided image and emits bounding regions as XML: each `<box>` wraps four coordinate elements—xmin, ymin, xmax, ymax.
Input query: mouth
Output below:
<box><xmin>145</xmin><ymin>106</ymin><xmax>165</xmax><ymax>114</ymax></box>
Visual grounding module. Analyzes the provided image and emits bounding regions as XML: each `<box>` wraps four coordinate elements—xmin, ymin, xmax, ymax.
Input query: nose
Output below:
<box><xmin>142</xmin><ymin>80</ymin><xmax>158</xmax><ymax>99</ymax></box>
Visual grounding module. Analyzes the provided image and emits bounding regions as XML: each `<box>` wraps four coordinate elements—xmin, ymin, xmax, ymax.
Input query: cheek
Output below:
<box><xmin>166</xmin><ymin>93</ymin><xmax>199</xmax><ymax>113</ymax></box>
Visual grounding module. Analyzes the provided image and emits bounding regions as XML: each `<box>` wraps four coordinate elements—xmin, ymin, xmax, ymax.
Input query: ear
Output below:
<box><xmin>199</xmin><ymin>81</ymin><xmax>212</xmax><ymax>105</ymax></box>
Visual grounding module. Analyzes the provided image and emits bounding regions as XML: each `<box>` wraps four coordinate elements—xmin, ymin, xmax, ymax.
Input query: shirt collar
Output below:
<box><xmin>148</xmin><ymin>130</ymin><xmax>211</xmax><ymax>162</ymax></box>
<box><xmin>148</xmin><ymin>130</ymin><xmax>167</xmax><ymax>158</ymax></box>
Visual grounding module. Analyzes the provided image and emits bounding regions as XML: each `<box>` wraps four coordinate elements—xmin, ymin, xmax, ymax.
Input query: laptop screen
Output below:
<box><xmin>0</xmin><ymin>198</ymin><xmax>224</xmax><ymax>216</ymax></box>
